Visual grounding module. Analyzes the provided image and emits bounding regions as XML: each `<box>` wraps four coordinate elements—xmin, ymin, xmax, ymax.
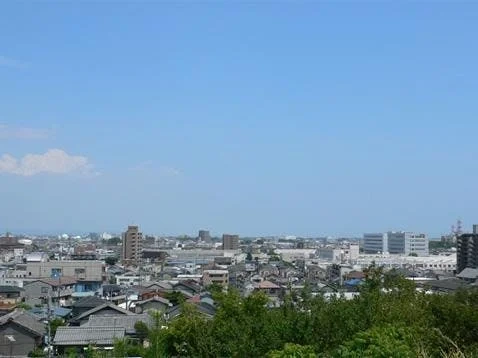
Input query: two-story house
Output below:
<box><xmin>23</xmin><ymin>277</ymin><xmax>77</xmax><ymax>306</ymax></box>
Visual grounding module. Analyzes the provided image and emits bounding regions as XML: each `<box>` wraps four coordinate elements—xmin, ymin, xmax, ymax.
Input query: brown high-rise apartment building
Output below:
<box><xmin>198</xmin><ymin>230</ymin><xmax>211</xmax><ymax>243</ymax></box>
<box><xmin>222</xmin><ymin>234</ymin><xmax>239</xmax><ymax>250</ymax></box>
<box><xmin>122</xmin><ymin>225</ymin><xmax>143</xmax><ymax>266</ymax></box>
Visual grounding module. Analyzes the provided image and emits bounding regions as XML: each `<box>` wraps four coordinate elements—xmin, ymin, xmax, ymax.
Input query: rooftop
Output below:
<box><xmin>0</xmin><ymin>310</ymin><xmax>45</xmax><ymax>337</ymax></box>
<box><xmin>85</xmin><ymin>314</ymin><xmax>151</xmax><ymax>333</ymax></box>
<box><xmin>0</xmin><ymin>286</ymin><xmax>24</xmax><ymax>293</ymax></box>
<box><xmin>54</xmin><ymin>326</ymin><xmax>125</xmax><ymax>346</ymax></box>
<box><xmin>37</xmin><ymin>276</ymin><xmax>78</xmax><ymax>287</ymax></box>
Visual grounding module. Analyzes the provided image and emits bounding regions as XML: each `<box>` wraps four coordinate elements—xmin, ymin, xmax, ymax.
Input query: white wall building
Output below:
<box><xmin>317</xmin><ymin>248</ymin><xmax>342</xmax><ymax>263</ymax></box>
<box><xmin>363</xmin><ymin>233</ymin><xmax>388</xmax><ymax>254</ymax></box>
<box><xmin>355</xmin><ymin>254</ymin><xmax>455</xmax><ymax>272</ymax></box>
<box><xmin>388</xmin><ymin>232</ymin><xmax>428</xmax><ymax>256</ymax></box>
<box><xmin>116</xmin><ymin>273</ymin><xmax>151</xmax><ymax>286</ymax></box>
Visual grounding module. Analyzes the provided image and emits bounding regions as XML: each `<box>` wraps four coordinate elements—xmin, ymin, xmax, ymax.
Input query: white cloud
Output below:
<box><xmin>0</xmin><ymin>125</ymin><xmax>51</xmax><ymax>140</ymax></box>
<box><xmin>0</xmin><ymin>149</ymin><xmax>95</xmax><ymax>176</ymax></box>
<box><xmin>0</xmin><ymin>55</ymin><xmax>27</xmax><ymax>68</ymax></box>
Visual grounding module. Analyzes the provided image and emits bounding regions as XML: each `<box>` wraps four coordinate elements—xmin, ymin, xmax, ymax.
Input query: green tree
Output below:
<box><xmin>267</xmin><ymin>343</ymin><xmax>316</xmax><ymax>358</ymax></box>
<box><xmin>164</xmin><ymin>291</ymin><xmax>186</xmax><ymax>305</ymax></box>
<box><xmin>105</xmin><ymin>256</ymin><xmax>118</xmax><ymax>265</ymax></box>
<box><xmin>246</xmin><ymin>252</ymin><xmax>253</xmax><ymax>261</ymax></box>
<box><xmin>50</xmin><ymin>318</ymin><xmax>65</xmax><ymax>336</ymax></box>
<box><xmin>17</xmin><ymin>302</ymin><xmax>32</xmax><ymax>310</ymax></box>
<box><xmin>105</xmin><ymin>237</ymin><xmax>121</xmax><ymax>246</ymax></box>
<box><xmin>334</xmin><ymin>325</ymin><xmax>418</xmax><ymax>358</ymax></box>
<box><xmin>134</xmin><ymin>320</ymin><xmax>150</xmax><ymax>341</ymax></box>
<box><xmin>28</xmin><ymin>348</ymin><xmax>46</xmax><ymax>357</ymax></box>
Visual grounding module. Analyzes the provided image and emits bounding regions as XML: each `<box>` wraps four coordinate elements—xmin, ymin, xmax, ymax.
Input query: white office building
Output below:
<box><xmin>363</xmin><ymin>233</ymin><xmax>388</xmax><ymax>254</ymax></box>
<box><xmin>388</xmin><ymin>232</ymin><xmax>429</xmax><ymax>256</ymax></box>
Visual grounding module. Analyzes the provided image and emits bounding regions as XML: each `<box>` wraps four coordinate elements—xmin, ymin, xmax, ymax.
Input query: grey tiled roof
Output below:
<box><xmin>73</xmin><ymin>296</ymin><xmax>106</xmax><ymax>308</ymax></box>
<box><xmin>74</xmin><ymin>302</ymin><xmax>133</xmax><ymax>321</ymax></box>
<box><xmin>135</xmin><ymin>296</ymin><xmax>172</xmax><ymax>307</ymax></box>
<box><xmin>85</xmin><ymin>314</ymin><xmax>152</xmax><ymax>332</ymax></box>
<box><xmin>457</xmin><ymin>268</ymin><xmax>478</xmax><ymax>279</ymax></box>
<box><xmin>54</xmin><ymin>327</ymin><xmax>125</xmax><ymax>346</ymax></box>
<box><xmin>425</xmin><ymin>278</ymin><xmax>469</xmax><ymax>291</ymax></box>
<box><xmin>0</xmin><ymin>310</ymin><xmax>45</xmax><ymax>336</ymax></box>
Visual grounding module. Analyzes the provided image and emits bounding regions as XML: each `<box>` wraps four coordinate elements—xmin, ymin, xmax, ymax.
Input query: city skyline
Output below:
<box><xmin>2</xmin><ymin>3</ymin><xmax>478</xmax><ymax>236</ymax></box>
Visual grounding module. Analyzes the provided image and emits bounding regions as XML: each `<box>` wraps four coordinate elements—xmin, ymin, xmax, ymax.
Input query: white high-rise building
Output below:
<box><xmin>363</xmin><ymin>233</ymin><xmax>388</xmax><ymax>254</ymax></box>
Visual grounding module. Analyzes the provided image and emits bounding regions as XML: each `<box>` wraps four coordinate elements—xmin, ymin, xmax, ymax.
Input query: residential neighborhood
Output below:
<box><xmin>0</xmin><ymin>223</ymin><xmax>473</xmax><ymax>356</ymax></box>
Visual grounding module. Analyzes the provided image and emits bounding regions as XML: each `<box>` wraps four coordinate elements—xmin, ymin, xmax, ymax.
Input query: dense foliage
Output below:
<box><xmin>62</xmin><ymin>265</ymin><xmax>478</xmax><ymax>357</ymax></box>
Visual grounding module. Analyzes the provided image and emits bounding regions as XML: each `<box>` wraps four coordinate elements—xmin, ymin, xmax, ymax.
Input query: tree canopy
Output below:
<box><xmin>61</xmin><ymin>265</ymin><xmax>478</xmax><ymax>357</ymax></box>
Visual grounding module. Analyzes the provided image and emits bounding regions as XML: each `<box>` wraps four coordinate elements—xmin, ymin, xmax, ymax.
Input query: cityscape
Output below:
<box><xmin>0</xmin><ymin>220</ymin><xmax>474</xmax><ymax>356</ymax></box>
<box><xmin>2</xmin><ymin>1</ymin><xmax>478</xmax><ymax>357</ymax></box>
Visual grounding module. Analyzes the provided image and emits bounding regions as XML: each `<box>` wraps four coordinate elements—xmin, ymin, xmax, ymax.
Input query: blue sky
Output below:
<box><xmin>1</xmin><ymin>3</ymin><xmax>477</xmax><ymax>237</ymax></box>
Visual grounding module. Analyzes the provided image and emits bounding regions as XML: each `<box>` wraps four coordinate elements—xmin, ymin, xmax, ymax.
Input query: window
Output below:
<box><xmin>41</xmin><ymin>287</ymin><xmax>48</xmax><ymax>294</ymax></box>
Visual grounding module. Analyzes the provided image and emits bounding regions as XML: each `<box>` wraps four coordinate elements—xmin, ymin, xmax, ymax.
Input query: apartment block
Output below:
<box><xmin>222</xmin><ymin>234</ymin><xmax>239</xmax><ymax>250</ymax></box>
<box><xmin>203</xmin><ymin>270</ymin><xmax>229</xmax><ymax>287</ymax></box>
<box><xmin>457</xmin><ymin>227</ymin><xmax>478</xmax><ymax>273</ymax></box>
<box><xmin>122</xmin><ymin>225</ymin><xmax>143</xmax><ymax>266</ymax></box>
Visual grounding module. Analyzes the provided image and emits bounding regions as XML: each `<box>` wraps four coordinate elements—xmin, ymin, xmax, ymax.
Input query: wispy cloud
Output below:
<box><xmin>0</xmin><ymin>55</ymin><xmax>28</xmax><ymax>69</ymax></box>
<box><xmin>0</xmin><ymin>125</ymin><xmax>52</xmax><ymax>140</ymax></box>
<box><xmin>159</xmin><ymin>166</ymin><xmax>182</xmax><ymax>177</ymax></box>
<box><xmin>0</xmin><ymin>149</ymin><xmax>97</xmax><ymax>177</ymax></box>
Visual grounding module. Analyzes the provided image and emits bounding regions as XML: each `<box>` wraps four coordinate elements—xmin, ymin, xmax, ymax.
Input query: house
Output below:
<box><xmin>259</xmin><ymin>264</ymin><xmax>280</xmax><ymax>278</ymax></box>
<box><xmin>29</xmin><ymin>306</ymin><xmax>72</xmax><ymax>321</ymax></box>
<box><xmin>71</xmin><ymin>302</ymin><xmax>134</xmax><ymax>326</ymax></box>
<box><xmin>0</xmin><ymin>286</ymin><xmax>24</xmax><ymax>301</ymax></box>
<box><xmin>115</xmin><ymin>272</ymin><xmax>152</xmax><ymax>286</ymax></box>
<box><xmin>25</xmin><ymin>260</ymin><xmax>105</xmax><ymax>293</ymax></box>
<box><xmin>346</xmin><ymin>271</ymin><xmax>366</xmax><ymax>280</ymax></box>
<box><xmin>0</xmin><ymin>285</ymin><xmax>24</xmax><ymax>311</ymax></box>
<box><xmin>84</xmin><ymin>313</ymin><xmax>151</xmax><ymax>335</ymax></box>
<box><xmin>23</xmin><ymin>277</ymin><xmax>77</xmax><ymax>306</ymax></box>
<box><xmin>253</xmin><ymin>280</ymin><xmax>281</xmax><ymax>296</ymax></box>
<box><xmin>101</xmin><ymin>284</ymin><xmax>122</xmax><ymax>298</ymax></box>
<box><xmin>457</xmin><ymin>268</ymin><xmax>478</xmax><ymax>282</ymax></box>
<box><xmin>306</xmin><ymin>265</ymin><xmax>328</xmax><ymax>281</ymax></box>
<box><xmin>423</xmin><ymin>278</ymin><xmax>470</xmax><ymax>293</ymax></box>
<box><xmin>53</xmin><ymin>326</ymin><xmax>125</xmax><ymax>355</ymax></box>
<box><xmin>134</xmin><ymin>296</ymin><xmax>172</xmax><ymax>314</ymax></box>
<box><xmin>0</xmin><ymin>310</ymin><xmax>46</xmax><ymax>356</ymax></box>
<box><xmin>71</xmin><ymin>296</ymin><xmax>106</xmax><ymax>317</ymax></box>
<box><xmin>143</xmin><ymin>281</ymin><xmax>173</xmax><ymax>292</ymax></box>
<box><xmin>173</xmin><ymin>280</ymin><xmax>202</xmax><ymax>298</ymax></box>
<box><xmin>166</xmin><ymin>301</ymin><xmax>216</xmax><ymax>321</ymax></box>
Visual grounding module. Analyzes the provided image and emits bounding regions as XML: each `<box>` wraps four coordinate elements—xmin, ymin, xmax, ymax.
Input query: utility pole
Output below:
<box><xmin>46</xmin><ymin>294</ymin><xmax>53</xmax><ymax>358</ymax></box>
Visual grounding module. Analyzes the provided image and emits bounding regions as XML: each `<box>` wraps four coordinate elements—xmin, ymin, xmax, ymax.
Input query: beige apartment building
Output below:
<box><xmin>21</xmin><ymin>260</ymin><xmax>105</xmax><ymax>282</ymax></box>
<box><xmin>122</xmin><ymin>225</ymin><xmax>143</xmax><ymax>266</ymax></box>
<box><xmin>202</xmin><ymin>270</ymin><xmax>229</xmax><ymax>287</ymax></box>
<box><xmin>222</xmin><ymin>234</ymin><xmax>239</xmax><ymax>250</ymax></box>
